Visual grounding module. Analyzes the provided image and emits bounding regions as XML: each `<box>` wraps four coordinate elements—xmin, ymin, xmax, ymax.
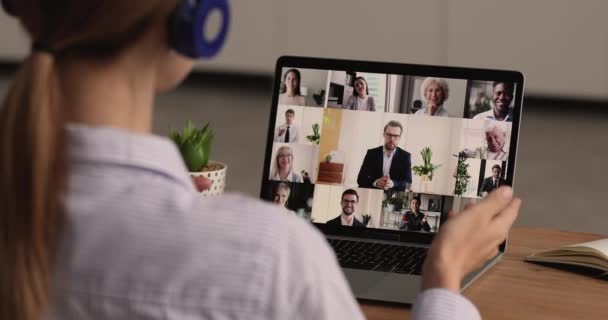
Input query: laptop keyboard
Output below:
<box><xmin>328</xmin><ymin>239</ymin><xmax>428</xmax><ymax>275</ymax></box>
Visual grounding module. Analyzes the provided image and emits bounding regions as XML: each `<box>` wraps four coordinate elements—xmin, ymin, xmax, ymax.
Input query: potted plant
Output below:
<box><xmin>306</xmin><ymin>123</ymin><xmax>321</xmax><ymax>145</ymax></box>
<box><xmin>312</xmin><ymin>89</ymin><xmax>326</xmax><ymax>106</ymax></box>
<box><xmin>382</xmin><ymin>190</ymin><xmax>396</xmax><ymax>213</ymax></box>
<box><xmin>412</xmin><ymin>147</ymin><xmax>441</xmax><ymax>181</ymax></box>
<box><xmin>390</xmin><ymin>196</ymin><xmax>405</xmax><ymax>212</ymax></box>
<box><xmin>362</xmin><ymin>214</ymin><xmax>372</xmax><ymax>226</ymax></box>
<box><xmin>453</xmin><ymin>151</ymin><xmax>471</xmax><ymax>196</ymax></box>
<box><xmin>170</xmin><ymin>121</ymin><xmax>227</xmax><ymax>196</ymax></box>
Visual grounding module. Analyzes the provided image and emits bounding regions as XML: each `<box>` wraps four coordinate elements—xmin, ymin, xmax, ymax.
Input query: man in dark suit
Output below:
<box><xmin>357</xmin><ymin>120</ymin><xmax>412</xmax><ymax>191</ymax></box>
<box><xmin>479</xmin><ymin>164</ymin><xmax>508</xmax><ymax>196</ymax></box>
<box><xmin>326</xmin><ymin>189</ymin><xmax>366</xmax><ymax>228</ymax></box>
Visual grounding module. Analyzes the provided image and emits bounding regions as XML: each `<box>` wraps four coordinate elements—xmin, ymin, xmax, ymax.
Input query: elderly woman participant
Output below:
<box><xmin>415</xmin><ymin>77</ymin><xmax>450</xmax><ymax>117</ymax></box>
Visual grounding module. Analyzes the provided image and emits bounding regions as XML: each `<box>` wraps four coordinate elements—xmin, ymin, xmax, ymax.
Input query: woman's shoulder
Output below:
<box><xmin>343</xmin><ymin>95</ymin><xmax>355</xmax><ymax>108</ymax></box>
<box><xmin>64</xmin><ymin>191</ymin><xmax>326</xmax><ymax>277</ymax></box>
<box><xmin>56</xmin><ymin>193</ymin><xmax>332</xmax><ymax>317</ymax></box>
<box><xmin>278</xmin><ymin>93</ymin><xmax>287</xmax><ymax>103</ymax></box>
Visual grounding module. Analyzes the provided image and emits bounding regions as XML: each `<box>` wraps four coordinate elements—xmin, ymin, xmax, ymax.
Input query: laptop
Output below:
<box><xmin>260</xmin><ymin>56</ymin><xmax>524</xmax><ymax>304</ymax></box>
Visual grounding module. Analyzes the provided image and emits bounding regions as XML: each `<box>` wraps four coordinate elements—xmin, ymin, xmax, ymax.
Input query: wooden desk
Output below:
<box><xmin>360</xmin><ymin>227</ymin><xmax>608</xmax><ymax>319</ymax></box>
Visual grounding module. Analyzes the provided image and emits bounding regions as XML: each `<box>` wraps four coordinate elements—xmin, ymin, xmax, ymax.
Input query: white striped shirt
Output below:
<box><xmin>46</xmin><ymin>124</ymin><xmax>479</xmax><ymax>320</ymax></box>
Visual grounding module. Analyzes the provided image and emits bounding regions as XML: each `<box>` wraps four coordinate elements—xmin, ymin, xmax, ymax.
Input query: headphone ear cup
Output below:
<box><xmin>168</xmin><ymin>0</ymin><xmax>230</xmax><ymax>59</ymax></box>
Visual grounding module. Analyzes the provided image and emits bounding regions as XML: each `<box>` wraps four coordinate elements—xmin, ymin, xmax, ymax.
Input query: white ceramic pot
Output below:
<box><xmin>190</xmin><ymin>161</ymin><xmax>227</xmax><ymax>197</ymax></box>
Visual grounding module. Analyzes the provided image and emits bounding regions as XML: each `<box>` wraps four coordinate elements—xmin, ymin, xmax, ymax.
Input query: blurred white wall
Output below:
<box><xmin>2</xmin><ymin>1</ymin><xmax>608</xmax><ymax>99</ymax></box>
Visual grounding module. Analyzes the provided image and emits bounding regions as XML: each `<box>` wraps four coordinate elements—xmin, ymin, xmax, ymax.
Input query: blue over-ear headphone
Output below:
<box><xmin>1</xmin><ymin>0</ymin><xmax>230</xmax><ymax>59</ymax></box>
<box><xmin>168</xmin><ymin>0</ymin><xmax>230</xmax><ymax>58</ymax></box>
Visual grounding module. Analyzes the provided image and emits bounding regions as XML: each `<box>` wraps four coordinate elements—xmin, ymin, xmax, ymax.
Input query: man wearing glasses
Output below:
<box><xmin>326</xmin><ymin>189</ymin><xmax>366</xmax><ymax>227</ymax></box>
<box><xmin>357</xmin><ymin>120</ymin><xmax>412</xmax><ymax>191</ymax></box>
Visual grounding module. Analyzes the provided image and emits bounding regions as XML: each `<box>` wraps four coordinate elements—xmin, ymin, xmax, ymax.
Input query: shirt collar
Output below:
<box><xmin>488</xmin><ymin>147</ymin><xmax>507</xmax><ymax>154</ymax></box>
<box><xmin>425</xmin><ymin>105</ymin><xmax>445</xmax><ymax>116</ymax></box>
<box><xmin>273</xmin><ymin>169</ymin><xmax>295</xmax><ymax>181</ymax></box>
<box><xmin>66</xmin><ymin>124</ymin><xmax>193</xmax><ymax>190</ymax></box>
<box><xmin>488</xmin><ymin>105</ymin><xmax>513</xmax><ymax>121</ymax></box>
<box><xmin>340</xmin><ymin>213</ymin><xmax>354</xmax><ymax>226</ymax></box>
<box><xmin>383</xmin><ymin>146</ymin><xmax>396</xmax><ymax>157</ymax></box>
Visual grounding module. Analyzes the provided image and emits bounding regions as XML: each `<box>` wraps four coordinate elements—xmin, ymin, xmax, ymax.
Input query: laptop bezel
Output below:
<box><xmin>261</xmin><ymin>55</ymin><xmax>524</xmax><ymax>250</ymax></box>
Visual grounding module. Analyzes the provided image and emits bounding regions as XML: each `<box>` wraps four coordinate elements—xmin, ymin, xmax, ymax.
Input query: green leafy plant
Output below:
<box><xmin>454</xmin><ymin>151</ymin><xmax>471</xmax><ymax>196</ymax></box>
<box><xmin>362</xmin><ymin>214</ymin><xmax>372</xmax><ymax>226</ymax></box>
<box><xmin>412</xmin><ymin>147</ymin><xmax>441</xmax><ymax>181</ymax></box>
<box><xmin>312</xmin><ymin>89</ymin><xmax>326</xmax><ymax>106</ymax></box>
<box><xmin>382</xmin><ymin>190</ymin><xmax>396</xmax><ymax>208</ymax></box>
<box><xmin>169</xmin><ymin>121</ymin><xmax>214</xmax><ymax>172</ymax></box>
<box><xmin>390</xmin><ymin>196</ymin><xmax>404</xmax><ymax>211</ymax></box>
<box><xmin>306</xmin><ymin>123</ymin><xmax>321</xmax><ymax>145</ymax></box>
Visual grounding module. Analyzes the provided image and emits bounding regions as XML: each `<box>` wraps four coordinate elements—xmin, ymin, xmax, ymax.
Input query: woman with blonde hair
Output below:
<box><xmin>0</xmin><ymin>0</ymin><xmax>521</xmax><ymax>319</ymax></box>
<box><xmin>271</xmin><ymin>145</ymin><xmax>303</xmax><ymax>182</ymax></box>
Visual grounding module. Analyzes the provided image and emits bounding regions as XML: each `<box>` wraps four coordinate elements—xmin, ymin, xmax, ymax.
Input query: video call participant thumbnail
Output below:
<box><xmin>343</xmin><ymin>76</ymin><xmax>376</xmax><ymax>111</ymax></box>
<box><xmin>272</xmin><ymin>181</ymin><xmax>291</xmax><ymax>208</ymax></box>
<box><xmin>278</xmin><ymin>68</ymin><xmax>306</xmax><ymax>106</ymax></box>
<box><xmin>415</xmin><ymin>77</ymin><xmax>449</xmax><ymax>117</ymax></box>
<box><xmin>398</xmin><ymin>197</ymin><xmax>431</xmax><ymax>232</ymax></box>
<box><xmin>357</xmin><ymin>120</ymin><xmax>412</xmax><ymax>191</ymax></box>
<box><xmin>326</xmin><ymin>189</ymin><xmax>366</xmax><ymax>227</ymax></box>
<box><xmin>479</xmin><ymin>164</ymin><xmax>508</xmax><ymax>197</ymax></box>
<box><xmin>465</xmin><ymin>123</ymin><xmax>509</xmax><ymax>161</ymax></box>
<box><xmin>270</xmin><ymin>145</ymin><xmax>304</xmax><ymax>182</ymax></box>
<box><xmin>473</xmin><ymin>81</ymin><xmax>514</xmax><ymax>122</ymax></box>
<box><xmin>274</xmin><ymin>108</ymin><xmax>300</xmax><ymax>143</ymax></box>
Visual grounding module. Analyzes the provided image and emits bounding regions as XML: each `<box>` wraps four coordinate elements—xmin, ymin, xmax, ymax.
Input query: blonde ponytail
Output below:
<box><xmin>0</xmin><ymin>51</ymin><xmax>66</xmax><ymax>320</ymax></box>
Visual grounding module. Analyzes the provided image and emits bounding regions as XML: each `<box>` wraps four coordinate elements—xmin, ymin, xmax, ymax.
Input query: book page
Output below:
<box><xmin>567</xmin><ymin>238</ymin><xmax>608</xmax><ymax>259</ymax></box>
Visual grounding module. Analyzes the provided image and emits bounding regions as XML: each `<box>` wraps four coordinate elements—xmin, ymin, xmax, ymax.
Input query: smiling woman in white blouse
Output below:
<box><xmin>278</xmin><ymin>68</ymin><xmax>306</xmax><ymax>106</ymax></box>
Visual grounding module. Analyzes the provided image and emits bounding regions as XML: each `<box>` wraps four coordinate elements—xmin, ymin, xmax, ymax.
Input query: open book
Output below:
<box><xmin>525</xmin><ymin>238</ymin><xmax>608</xmax><ymax>278</ymax></box>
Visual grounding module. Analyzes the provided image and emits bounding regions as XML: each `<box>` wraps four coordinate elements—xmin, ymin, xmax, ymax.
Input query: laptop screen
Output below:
<box><xmin>261</xmin><ymin>57</ymin><xmax>522</xmax><ymax>236</ymax></box>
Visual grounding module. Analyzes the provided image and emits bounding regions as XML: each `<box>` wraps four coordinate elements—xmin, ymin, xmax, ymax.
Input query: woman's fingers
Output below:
<box><xmin>488</xmin><ymin>198</ymin><xmax>522</xmax><ymax>235</ymax></box>
<box><xmin>191</xmin><ymin>175</ymin><xmax>212</xmax><ymax>192</ymax></box>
